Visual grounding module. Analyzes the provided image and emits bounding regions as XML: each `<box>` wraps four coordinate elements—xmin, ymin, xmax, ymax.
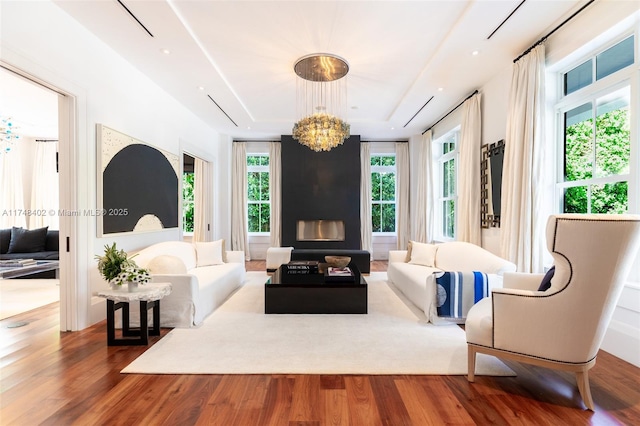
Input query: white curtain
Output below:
<box><xmin>412</xmin><ymin>131</ymin><xmax>435</xmax><ymax>243</ymax></box>
<box><xmin>29</xmin><ymin>141</ymin><xmax>59</xmax><ymax>229</ymax></box>
<box><xmin>0</xmin><ymin>148</ymin><xmax>26</xmax><ymax>228</ymax></box>
<box><xmin>231</xmin><ymin>142</ymin><xmax>250</xmax><ymax>260</ymax></box>
<box><xmin>269</xmin><ymin>142</ymin><xmax>282</xmax><ymax>248</ymax></box>
<box><xmin>193</xmin><ymin>157</ymin><xmax>211</xmax><ymax>242</ymax></box>
<box><xmin>396</xmin><ymin>142</ymin><xmax>411</xmax><ymax>249</ymax></box>
<box><xmin>457</xmin><ymin>93</ymin><xmax>482</xmax><ymax>245</ymax></box>
<box><xmin>500</xmin><ymin>44</ymin><xmax>546</xmax><ymax>273</ymax></box>
<box><xmin>360</xmin><ymin>142</ymin><xmax>372</xmax><ymax>256</ymax></box>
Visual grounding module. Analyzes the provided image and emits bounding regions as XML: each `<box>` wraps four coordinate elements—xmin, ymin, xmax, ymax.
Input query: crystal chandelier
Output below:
<box><xmin>0</xmin><ymin>116</ymin><xmax>20</xmax><ymax>154</ymax></box>
<box><xmin>292</xmin><ymin>53</ymin><xmax>350</xmax><ymax>152</ymax></box>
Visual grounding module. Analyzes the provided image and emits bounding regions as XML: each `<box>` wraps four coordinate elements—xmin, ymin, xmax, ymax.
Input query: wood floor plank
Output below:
<box><xmin>1</xmin><ymin>260</ymin><xmax>639</xmax><ymax>425</ymax></box>
<box><xmin>344</xmin><ymin>375</ymin><xmax>384</xmax><ymax>426</ymax></box>
<box><xmin>321</xmin><ymin>388</ymin><xmax>349</xmax><ymax>426</ymax></box>
<box><xmin>395</xmin><ymin>376</ymin><xmax>473</xmax><ymax>426</ymax></box>
<box><xmin>289</xmin><ymin>375</ymin><xmax>322</xmax><ymax>424</ymax></box>
<box><xmin>369</xmin><ymin>375</ymin><xmax>412</xmax><ymax>426</ymax></box>
<box><xmin>256</xmin><ymin>376</ymin><xmax>296</xmax><ymax>426</ymax></box>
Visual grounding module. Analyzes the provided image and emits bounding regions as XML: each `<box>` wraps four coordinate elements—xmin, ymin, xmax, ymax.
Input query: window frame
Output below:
<box><xmin>370</xmin><ymin>153</ymin><xmax>397</xmax><ymax>235</ymax></box>
<box><xmin>434</xmin><ymin>128</ymin><xmax>460</xmax><ymax>241</ymax></box>
<box><xmin>553</xmin><ymin>30</ymin><xmax>637</xmax><ymax>216</ymax></box>
<box><xmin>181</xmin><ymin>169</ymin><xmax>195</xmax><ymax>235</ymax></box>
<box><xmin>246</xmin><ymin>152</ymin><xmax>271</xmax><ymax>235</ymax></box>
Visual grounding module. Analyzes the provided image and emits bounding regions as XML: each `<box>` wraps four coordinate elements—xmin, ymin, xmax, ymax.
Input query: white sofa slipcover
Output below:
<box><xmin>132</xmin><ymin>241</ymin><xmax>246</xmax><ymax>328</ymax></box>
<box><xmin>387</xmin><ymin>241</ymin><xmax>516</xmax><ymax>324</ymax></box>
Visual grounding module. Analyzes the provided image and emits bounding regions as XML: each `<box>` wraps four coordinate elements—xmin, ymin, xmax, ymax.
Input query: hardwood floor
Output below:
<box><xmin>1</xmin><ymin>260</ymin><xmax>639</xmax><ymax>425</ymax></box>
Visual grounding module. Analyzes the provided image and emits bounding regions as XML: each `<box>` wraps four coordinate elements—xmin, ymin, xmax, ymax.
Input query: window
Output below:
<box><xmin>557</xmin><ymin>35</ymin><xmax>634</xmax><ymax>215</ymax></box>
<box><xmin>435</xmin><ymin>130</ymin><xmax>459</xmax><ymax>239</ymax></box>
<box><xmin>247</xmin><ymin>154</ymin><xmax>270</xmax><ymax>233</ymax></box>
<box><xmin>371</xmin><ymin>155</ymin><xmax>396</xmax><ymax>233</ymax></box>
<box><xmin>563</xmin><ymin>35</ymin><xmax>634</xmax><ymax>95</ymax></box>
<box><xmin>182</xmin><ymin>153</ymin><xmax>194</xmax><ymax>233</ymax></box>
<box><xmin>561</xmin><ymin>88</ymin><xmax>630</xmax><ymax>213</ymax></box>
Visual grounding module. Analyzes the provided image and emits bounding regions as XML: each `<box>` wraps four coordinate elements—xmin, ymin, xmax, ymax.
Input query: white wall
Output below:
<box><xmin>479</xmin><ymin>66</ymin><xmax>510</xmax><ymax>256</ymax></box>
<box><xmin>1</xmin><ymin>0</ymin><xmax>230</xmax><ymax>329</ymax></box>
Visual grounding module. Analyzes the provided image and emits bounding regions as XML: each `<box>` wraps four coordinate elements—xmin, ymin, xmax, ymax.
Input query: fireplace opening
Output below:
<box><xmin>297</xmin><ymin>220</ymin><xmax>345</xmax><ymax>242</ymax></box>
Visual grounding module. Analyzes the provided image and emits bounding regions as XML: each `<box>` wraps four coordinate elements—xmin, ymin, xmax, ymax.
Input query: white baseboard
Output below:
<box><xmin>601</xmin><ymin>319</ymin><xmax>640</xmax><ymax>367</ymax></box>
<box><xmin>90</xmin><ymin>296</ymin><xmax>107</xmax><ymax>325</ymax></box>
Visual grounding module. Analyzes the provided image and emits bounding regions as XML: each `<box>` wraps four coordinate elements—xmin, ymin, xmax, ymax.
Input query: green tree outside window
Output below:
<box><xmin>371</xmin><ymin>155</ymin><xmax>396</xmax><ymax>232</ymax></box>
<box><xmin>182</xmin><ymin>172</ymin><xmax>194</xmax><ymax>233</ymax></box>
<box><xmin>563</xmin><ymin>92</ymin><xmax>629</xmax><ymax>214</ymax></box>
<box><xmin>247</xmin><ymin>154</ymin><xmax>270</xmax><ymax>232</ymax></box>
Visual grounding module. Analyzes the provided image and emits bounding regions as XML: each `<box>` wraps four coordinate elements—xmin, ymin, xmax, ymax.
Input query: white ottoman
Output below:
<box><xmin>266</xmin><ymin>247</ymin><xmax>293</xmax><ymax>272</ymax></box>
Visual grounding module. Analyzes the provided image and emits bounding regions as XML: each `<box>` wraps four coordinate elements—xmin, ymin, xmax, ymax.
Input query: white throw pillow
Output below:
<box><xmin>146</xmin><ymin>255</ymin><xmax>187</xmax><ymax>274</ymax></box>
<box><xmin>195</xmin><ymin>240</ymin><xmax>225</xmax><ymax>267</ymax></box>
<box><xmin>408</xmin><ymin>241</ymin><xmax>438</xmax><ymax>267</ymax></box>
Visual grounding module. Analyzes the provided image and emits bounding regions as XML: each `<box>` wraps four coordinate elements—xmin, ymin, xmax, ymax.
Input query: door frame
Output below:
<box><xmin>1</xmin><ymin>62</ymin><xmax>80</xmax><ymax>330</ymax></box>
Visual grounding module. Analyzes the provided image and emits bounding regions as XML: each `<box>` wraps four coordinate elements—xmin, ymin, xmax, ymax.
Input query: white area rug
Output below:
<box><xmin>0</xmin><ymin>279</ymin><xmax>59</xmax><ymax>320</ymax></box>
<box><xmin>122</xmin><ymin>272</ymin><xmax>514</xmax><ymax>376</ymax></box>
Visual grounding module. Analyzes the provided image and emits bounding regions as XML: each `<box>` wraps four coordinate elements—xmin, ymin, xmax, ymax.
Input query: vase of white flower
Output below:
<box><xmin>116</xmin><ymin>265</ymin><xmax>151</xmax><ymax>292</ymax></box>
<box><xmin>96</xmin><ymin>243</ymin><xmax>151</xmax><ymax>291</ymax></box>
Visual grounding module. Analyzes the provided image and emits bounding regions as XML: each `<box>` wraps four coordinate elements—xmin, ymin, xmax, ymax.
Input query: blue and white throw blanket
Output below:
<box><xmin>434</xmin><ymin>271</ymin><xmax>491</xmax><ymax>320</ymax></box>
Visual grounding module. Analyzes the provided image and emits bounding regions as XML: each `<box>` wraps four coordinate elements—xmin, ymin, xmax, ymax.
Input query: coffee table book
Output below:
<box><xmin>285</xmin><ymin>260</ymin><xmax>319</xmax><ymax>273</ymax></box>
<box><xmin>324</xmin><ymin>266</ymin><xmax>356</xmax><ymax>282</ymax></box>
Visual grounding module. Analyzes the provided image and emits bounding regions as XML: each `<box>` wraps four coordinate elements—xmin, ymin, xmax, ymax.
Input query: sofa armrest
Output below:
<box><xmin>502</xmin><ymin>272</ymin><xmax>545</xmax><ymax>291</ymax></box>
<box><xmin>149</xmin><ymin>274</ymin><xmax>200</xmax><ymax>327</ymax></box>
<box><xmin>150</xmin><ymin>274</ymin><xmax>199</xmax><ymax>297</ymax></box>
<box><xmin>389</xmin><ymin>250</ymin><xmax>408</xmax><ymax>263</ymax></box>
<box><xmin>225</xmin><ymin>250</ymin><xmax>245</xmax><ymax>264</ymax></box>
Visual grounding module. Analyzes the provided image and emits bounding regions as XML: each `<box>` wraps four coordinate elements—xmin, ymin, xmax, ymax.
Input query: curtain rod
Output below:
<box><xmin>513</xmin><ymin>0</ymin><xmax>596</xmax><ymax>63</ymax></box>
<box><xmin>422</xmin><ymin>90</ymin><xmax>478</xmax><ymax>135</ymax></box>
<box><xmin>35</xmin><ymin>139</ymin><xmax>59</xmax><ymax>142</ymax></box>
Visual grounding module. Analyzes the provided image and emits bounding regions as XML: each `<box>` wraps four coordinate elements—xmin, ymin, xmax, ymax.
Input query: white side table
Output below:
<box><xmin>98</xmin><ymin>282</ymin><xmax>172</xmax><ymax>346</ymax></box>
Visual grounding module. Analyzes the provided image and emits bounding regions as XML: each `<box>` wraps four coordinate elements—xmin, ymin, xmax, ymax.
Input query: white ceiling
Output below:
<box><xmin>0</xmin><ymin>68</ymin><xmax>58</xmax><ymax>139</ymax></box>
<box><xmin>44</xmin><ymin>1</ymin><xmax>587</xmax><ymax>141</ymax></box>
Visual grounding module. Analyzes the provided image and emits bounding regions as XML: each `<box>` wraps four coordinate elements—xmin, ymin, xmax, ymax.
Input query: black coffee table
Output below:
<box><xmin>265</xmin><ymin>264</ymin><xmax>367</xmax><ymax>314</ymax></box>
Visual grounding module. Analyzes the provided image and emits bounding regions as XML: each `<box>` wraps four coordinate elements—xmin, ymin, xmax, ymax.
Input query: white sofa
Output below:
<box><xmin>387</xmin><ymin>241</ymin><xmax>516</xmax><ymax>324</ymax></box>
<box><xmin>132</xmin><ymin>240</ymin><xmax>246</xmax><ymax>328</ymax></box>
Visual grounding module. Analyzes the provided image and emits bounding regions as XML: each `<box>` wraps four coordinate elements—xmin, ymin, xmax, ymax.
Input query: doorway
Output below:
<box><xmin>181</xmin><ymin>149</ymin><xmax>213</xmax><ymax>242</ymax></box>
<box><xmin>0</xmin><ymin>64</ymin><xmax>76</xmax><ymax>329</ymax></box>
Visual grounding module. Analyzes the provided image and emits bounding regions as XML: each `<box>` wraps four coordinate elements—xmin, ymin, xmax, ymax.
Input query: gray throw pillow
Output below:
<box><xmin>7</xmin><ymin>226</ymin><xmax>49</xmax><ymax>253</ymax></box>
<box><xmin>0</xmin><ymin>228</ymin><xmax>11</xmax><ymax>254</ymax></box>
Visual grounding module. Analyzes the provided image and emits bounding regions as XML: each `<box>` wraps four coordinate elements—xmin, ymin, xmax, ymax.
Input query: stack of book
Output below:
<box><xmin>324</xmin><ymin>266</ymin><xmax>356</xmax><ymax>282</ymax></box>
<box><xmin>285</xmin><ymin>260</ymin><xmax>319</xmax><ymax>274</ymax></box>
<box><xmin>0</xmin><ymin>259</ymin><xmax>37</xmax><ymax>268</ymax></box>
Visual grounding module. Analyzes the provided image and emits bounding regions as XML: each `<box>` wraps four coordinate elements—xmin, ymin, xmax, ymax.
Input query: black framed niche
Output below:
<box><xmin>481</xmin><ymin>139</ymin><xmax>504</xmax><ymax>228</ymax></box>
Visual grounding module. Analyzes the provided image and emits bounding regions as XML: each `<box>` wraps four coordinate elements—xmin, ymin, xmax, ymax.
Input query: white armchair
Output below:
<box><xmin>466</xmin><ymin>214</ymin><xmax>640</xmax><ymax>410</ymax></box>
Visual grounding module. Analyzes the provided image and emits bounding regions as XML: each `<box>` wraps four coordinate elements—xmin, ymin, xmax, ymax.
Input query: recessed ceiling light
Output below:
<box><xmin>351</xmin><ymin>106</ymin><xmax>358</xmax><ymax>110</ymax></box>
<box><xmin>161</xmin><ymin>48</ymin><xmax>171</xmax><ymax>55</ymax></box>
<box><xmin>438</xmin><ymin>87</ymin><xmax>444</xmax><ymax>92</ymax></box>
<box><xmin>247</xmin><ymin>126</ymin><xmax>251</xmax><ymax>130</ymax></box>
<box><xmin>198</xmin><ymin>86</ymin><xmax>205</xmax><ymax>91</ymax></box>
<box><xmin>391</xmin><ymin>127</ymin><xmax>395</xmax><ymax>130</ymax></box>
<box><xmin>472</xmin><ymin>50</ymin><xmax>480</xmax><ymax>56</ymax></box>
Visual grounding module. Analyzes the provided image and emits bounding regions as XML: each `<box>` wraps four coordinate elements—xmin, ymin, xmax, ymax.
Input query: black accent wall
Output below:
<box><xmin>281</xmin><ymin>135</ymin><xmax>361</xmax><ymax>249</ymax></box>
